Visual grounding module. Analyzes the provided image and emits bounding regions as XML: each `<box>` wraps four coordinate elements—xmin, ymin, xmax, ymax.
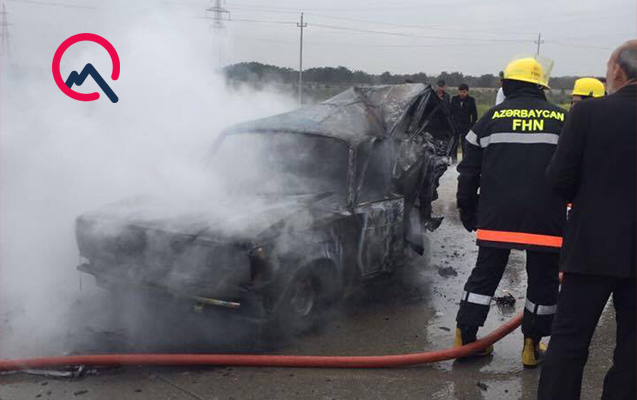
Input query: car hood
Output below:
<box><xmin>78</xmin><ymin>194</ymin><xmax>343</xmax><ymax>243</ymax></box>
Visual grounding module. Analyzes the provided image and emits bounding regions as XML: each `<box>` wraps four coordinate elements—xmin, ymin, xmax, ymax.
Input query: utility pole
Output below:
<box><xmin>297</xmin><ymin>12</ymin><xmax>307</xmax><ymax>105</ymax></box>
<box><xmin>534</xmin><ymin>32</ymin><xmax>544</xmax><ymax>56</ymax></box>
<box><xmin>206</xmin><ymin>0</ymin><xmax>230</xmax><ymax>35</ymax></box>
<box><xmin>206</xmin><ymin>0</ymin><xmax>230</xmax><ymax>68</ymax></box>
<box><xmin>1</xmin><ymin>3</ymin><xmax>12</xmax><ymax>60</ymax></box>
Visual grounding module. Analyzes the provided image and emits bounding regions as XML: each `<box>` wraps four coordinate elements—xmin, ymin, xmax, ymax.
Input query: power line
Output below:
<box><xmin>217</xmin><ymin>18</ymin><xmax>534</xmax><ymax>44</ymax></box>
<box><xmin>234</xmin><ymin>36</ymin><xmax>293</xmax><ymax>44</ymax></box>
<box><xmin>4</xmin><ymin>0</ymin><xmax>94</xmax><ymax>9</ymax></box>
<box><xmin>234</xmin><ymin>35</ymin><xmax>525</xmax><ymax>49</ymax></box>
<box><xmin>225</xmin><ymin>0</ymin><xmax>504</xmax><ymax>12</ymax></box>
<box><xmin>310</xmin><ymin>23</ymin><xmax>535</xmax><ymax>43</ymax></box>
<box><xmin>215</xmin><ymin>17</ymin><xmax>538</xmax><ymax>45</ymax></box>
<box><xmin>224</xmin><ymin>4</ymin><xmax>538</xmax><ymax>36</ymax></box>
<box><xmin>233</xmin><ymin>36</ymin><xmax>437</xmax><ymax>48</ymax></box>
<box><xmin>225</xmin><ymin>3</ymin><xmax>627</xmax><ymax>37</ymax></box>
<box><xmin>3</xmin><ymin>0</ymin><xmax>624</xmax><ymax>47</ymax></box>
<box><xmin>547</xmin><ymin>41</ymin><xmax>613</xmax><ymax>51</ymax></box>
<box><xmin>224</xmin><ymin>5</ymin><xmax>629</xmax><ymax>46</ymax></box>
<box><xmin>230</xmin><ymin>18</ymin><xmax>296</xmax><ymax>25</ymax></box>
<box><xmin>234</xmin><ymin>31</ymin><xmax>534</xmax><ymax>49</ymax></box>
<box><xmin>198</xmin><ymin>16</ymin><xmax>297</xmax><ymax>25</ymax></box>
<box><xmin>304</xmin><ymin>12</ymin><xmax>537</xmax><ymax>36</ymax></box>
<box><xmin>225</xmin><ymin>5</ymin><xmax>537</xmax><ymax>36</ymax></box>
<box><xmin>225</xmin><ymin>5</ymin><xmax>299</xmax><ymax>15</ymax></box>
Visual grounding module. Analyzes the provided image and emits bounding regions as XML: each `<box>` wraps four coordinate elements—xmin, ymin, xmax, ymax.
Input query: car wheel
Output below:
<box><xmin>277</xmin><ymin>270</ymin><xmax>321</xmax><ymax>334</ymax></box>
<box><xmin>288</xmin><ymin>273</ymin><xmax>317</xmax><ymax>319</ymax></box>
<box><xmin>268</xmin><ymin>264</ymin><xmax>339</xmax><ymax>338</ymax></box>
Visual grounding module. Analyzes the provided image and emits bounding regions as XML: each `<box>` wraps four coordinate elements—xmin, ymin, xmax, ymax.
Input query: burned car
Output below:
<box><xmin>76</xmin><ymin>84</ymin><xmax>456</xmax><ymax>332</ymax></box>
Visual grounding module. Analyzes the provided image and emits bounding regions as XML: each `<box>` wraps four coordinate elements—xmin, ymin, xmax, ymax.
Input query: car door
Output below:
<box><xmin>354</xmin><ymin>139</ymin><xmax>405</xmax><ymax>278</ymax></box>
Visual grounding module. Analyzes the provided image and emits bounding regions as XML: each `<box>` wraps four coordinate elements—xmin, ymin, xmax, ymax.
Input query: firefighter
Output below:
<box><xmin>564</xmin><ymin>77</ymin><xmax>604</xmax><ymax>220</ymax></box>
<box><xmin>453</xmin><ymin>56</ymin><xmax>568</xmax><ymax>368</ymax></box>
<box><xmin>570</xmin><ymin>77</ymin><xmax>605</xmax><ymax>107</ymax></box>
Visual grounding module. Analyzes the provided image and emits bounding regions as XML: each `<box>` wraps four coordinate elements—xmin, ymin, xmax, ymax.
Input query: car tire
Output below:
<box><xmin>268</xmin><ymin>262</ymin><xmax>341</xmax><ymax>337</ymax></box>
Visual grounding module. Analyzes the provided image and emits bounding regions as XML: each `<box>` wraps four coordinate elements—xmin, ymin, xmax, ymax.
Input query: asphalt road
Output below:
<box><xmin>0</xmin><ymin>169</ymin><xmax>616</xmax><ymax>400</ymax></box>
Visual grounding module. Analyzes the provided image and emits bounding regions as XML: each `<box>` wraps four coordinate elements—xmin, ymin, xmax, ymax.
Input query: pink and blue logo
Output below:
<box><xmin>52</xmin><ymin>33</ymin><xmax>120</xmax><ymax>103</ymax></box>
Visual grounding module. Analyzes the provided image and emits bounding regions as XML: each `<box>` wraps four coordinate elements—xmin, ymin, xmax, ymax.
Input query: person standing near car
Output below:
<box><xmin>453</xmin><ymin>56</ymin><xmax>568</xmax><ymax>368</ymax></box>
<box><xmin>537</xmin><ymin>40</ymin><xmax>637</xmax><ymax>400</ymax></box>
<box><xmin>436</xmin><ymin>80</ymin><xmax>451</xmax><ymax>104</ymax></box>
<box><xmin>434</xmin><ymin>80</ymin><xmax>453</xmax><ymax>161</ymax></box>
<box><xmin>450</xmin><ymin>83</ymin><xmax>478</xmax><ymax>163</ymax></box>
<box><xmin>495</xmin><ymin>71</ymin><xmax>506</xmax><ymax>105</ymax></box>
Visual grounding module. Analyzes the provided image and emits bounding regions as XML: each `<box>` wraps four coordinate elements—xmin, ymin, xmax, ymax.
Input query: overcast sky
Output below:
<box><xmin>3</xmin><ymin>0</ymin><xmax>636</xmax><ymax>77</ymax></box>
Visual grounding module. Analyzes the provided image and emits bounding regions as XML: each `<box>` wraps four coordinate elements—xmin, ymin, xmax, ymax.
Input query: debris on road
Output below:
<box><xmin>1</xmin><ymin>365</ymin><xmax>86</xmax><ymax>379</ymax></box>
<box><xmin>437</xmin><ymin>266</ymin><xmax>458</xmax><ymax>277</ymax></box>
<box><xmin>493</xmin><ymin>292</ymin><xmax>516</xmax><ymax>306</ymax></box>
<box><xmin>477</xmin><ymin>381</ymin><xmax>489</xmax><ymax>391</ymax></box>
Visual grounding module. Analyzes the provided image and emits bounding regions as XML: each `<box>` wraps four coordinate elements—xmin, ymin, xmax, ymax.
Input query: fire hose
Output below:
<box><xmin>0</xmin><ymin>312</ymin><xmax>522</xmax><ymax>371</ymax></box>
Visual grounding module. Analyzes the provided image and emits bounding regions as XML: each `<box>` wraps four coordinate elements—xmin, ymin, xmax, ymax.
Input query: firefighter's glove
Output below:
<box><xmin>459</xmin><ymin>209</ymin><xmax>477</xmax><ymax>232</ymax></box>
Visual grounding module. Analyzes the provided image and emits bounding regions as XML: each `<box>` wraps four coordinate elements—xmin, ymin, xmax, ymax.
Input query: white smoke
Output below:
<box><xmin>0</xmin><ymin>1</ymin><xmax>296</xmax><ymax>357</ymax></box>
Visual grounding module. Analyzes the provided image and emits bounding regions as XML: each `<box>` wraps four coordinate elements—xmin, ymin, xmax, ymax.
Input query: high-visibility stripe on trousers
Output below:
<box><xmin>477</xmin><ymin>229</ymin><xmax>563</xmax><ymax>249</ymax></box>
<box><xmin>525</xmin><ymin>299</ymin><xmax>557</xmax><ymax>316</ymax></box>
<box><xmin>462</xmin><ymin>291</ymin><xmax>492</xmax><ymax>306</ymax></box>
<box><xmin>456</xmin><ymin>246</ymin><xmax>560</xmax><ymax>339</ymax></box>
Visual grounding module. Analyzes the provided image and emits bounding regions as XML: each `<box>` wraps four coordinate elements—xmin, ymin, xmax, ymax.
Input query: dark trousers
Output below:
<box><xmin>456</xmin><ymin>246</ymin><xmax>560</xmax><ymax>338</ymax></box>
<box><xmin>451</xmin><ymin>126</ymin><xmax>469</xmax><ymax>163</ymax></box>
<box><xmin>537</xmin><ymin>273</ymin><xmax>636</xmax><ymax>400</ymax></box>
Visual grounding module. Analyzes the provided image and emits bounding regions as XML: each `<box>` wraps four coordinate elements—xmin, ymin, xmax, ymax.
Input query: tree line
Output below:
<box><xmin>224</xmin><ymin>62</ymin><xmax>586</xmax><ymax>91</ymax></box>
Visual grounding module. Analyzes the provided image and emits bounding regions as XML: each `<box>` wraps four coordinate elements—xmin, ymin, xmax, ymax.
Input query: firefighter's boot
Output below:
<box><xmin>454</xmin><ymin>327</ymin><xmax>494</xmax><ymax>358</ymax></box>
<box><xmin>522</xmin><ymin>337</ymin><xmax>547</xmax><ymax>368</ymax></box>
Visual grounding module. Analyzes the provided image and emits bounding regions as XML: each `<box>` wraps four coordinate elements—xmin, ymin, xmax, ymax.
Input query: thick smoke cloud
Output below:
<box><xmin>0</xmin><ymin>1</ymin><xmax>296</xmax><ymax>357</ymax></box>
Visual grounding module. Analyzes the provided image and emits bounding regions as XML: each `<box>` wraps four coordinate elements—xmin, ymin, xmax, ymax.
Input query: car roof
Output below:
<box><xmin>223</xmin><ymin>84</ymin><xmax>436</xmax><ymax>145</ymax></box>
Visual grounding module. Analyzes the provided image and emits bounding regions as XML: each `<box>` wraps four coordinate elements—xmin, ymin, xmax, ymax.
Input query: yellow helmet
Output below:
<box><xmin>572</xmin><ymin>77</ymin><xmax>605</xmax><ymax>97</ymax></box>
<box><xmin>503</xmin><ymin>57</ymin><xmax>550</xmax><ymax>89</ymax></box>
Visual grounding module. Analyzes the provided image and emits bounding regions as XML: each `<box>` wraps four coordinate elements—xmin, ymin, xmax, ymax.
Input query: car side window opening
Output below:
<box><xmin>357</xmin><ymin>139</ymin><xmax>395</xmax><ymax>204</ymax></box>
<box><xmin>212</xmin><ymin>132</ymin><xmax>350</xmax><ymax>203</ymax></box>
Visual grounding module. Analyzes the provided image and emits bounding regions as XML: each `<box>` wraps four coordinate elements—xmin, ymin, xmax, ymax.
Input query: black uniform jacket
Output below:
<box><xmin>457</xmin><ymin>88</ymin><xmax>568</xmax><ymax>252</ymax></box>
<box><xmin>450</xmin><ymin>95</ymin><xmax>478</xmax><ymax>131</ymax></box>
<box><xmin>546</xmin><ymin>84</ymin><xmax>637</xmax><ymax>278</ymax></box>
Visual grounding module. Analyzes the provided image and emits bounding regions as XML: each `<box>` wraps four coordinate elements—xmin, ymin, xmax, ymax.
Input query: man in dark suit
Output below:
<box><xmin>538</xmin><ymin>40</ymin><xmax>637</xmax><ymax>400</ymax></box>
<box><xmin>450</xmin><ymin>83</ymin><xmax>478</xmax><ymax>163</ymax></box>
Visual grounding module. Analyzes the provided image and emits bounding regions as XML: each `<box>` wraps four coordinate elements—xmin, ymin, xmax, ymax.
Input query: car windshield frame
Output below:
<box><xmin>210</xmin><ymin>131</ymin><xmax>354</xmax><ymax>208</ymax></box>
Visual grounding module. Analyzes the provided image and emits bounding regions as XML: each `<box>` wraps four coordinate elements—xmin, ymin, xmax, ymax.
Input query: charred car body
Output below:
<box><xmin>76</xmin><ymin>84</ymin><xmax>456</xmax><ymax>332</ymax></box>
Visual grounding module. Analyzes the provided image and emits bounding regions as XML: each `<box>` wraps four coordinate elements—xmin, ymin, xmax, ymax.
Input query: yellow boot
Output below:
<box><xmin>454</xmin><ymin>328</ymin><xmax>494</xmax><ymax>358</ymax></box>
<box><xmin>522</xmin><ymin>338</ymin><xmax>548</xmax><ymax>368</ymax></box>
